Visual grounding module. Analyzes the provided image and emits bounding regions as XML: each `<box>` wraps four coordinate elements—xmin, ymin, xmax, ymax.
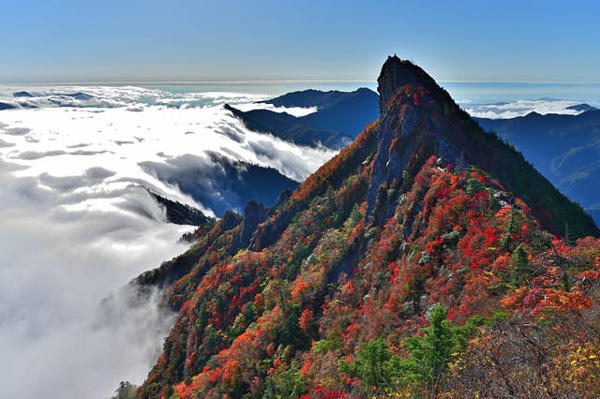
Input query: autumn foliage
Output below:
<box><xmin>136</xmin><ymin>62</ymin><xmax>600</xmax><ymax>399</ymax></box>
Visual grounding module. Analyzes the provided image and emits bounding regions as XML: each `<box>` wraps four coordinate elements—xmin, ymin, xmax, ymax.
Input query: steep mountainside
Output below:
<box><xmin>226</xmin><ymin>88</ymin><xmax>379</xmax><ymax>149</ymax></box>
<box><xmin>476</xmin><ymin>110</ymin><xmax>600</xmax><ymax>225</ymax></box>
<box><xmin>134</xmin><ymin>57</ymin><xmax>600</xmax><ymax>399</ymax></box>
<box><xmin>140</xmin><ymin>153</ymin><xmax>299</xmax><ymax>217</ymax></box>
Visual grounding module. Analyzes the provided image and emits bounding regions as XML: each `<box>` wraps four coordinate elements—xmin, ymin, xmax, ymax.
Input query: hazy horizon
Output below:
<box><xmin>3</xmin><ymin>80</ymin><xmax>600</xmax><ymax>105</ymax></box>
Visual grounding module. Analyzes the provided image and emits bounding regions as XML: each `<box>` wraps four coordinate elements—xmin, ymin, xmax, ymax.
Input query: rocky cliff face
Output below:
<box><xmin>367</xmin><ymin>57</ymin><xmax>471</xmax><ymax>223</ymax></box>
<box><xmin>239</xmin><ymin>200</ymin><xmax>267</xmax><ymax>248</ymax></box>
<box><xmin>376</xmin><ymin>56</ymin><xmax>425</xmax><ymax>115</ymax></box>
<box><xmin>366</xmin><ymin>56</ymin><xmax>597</xmax><ymax>236</ymax></box>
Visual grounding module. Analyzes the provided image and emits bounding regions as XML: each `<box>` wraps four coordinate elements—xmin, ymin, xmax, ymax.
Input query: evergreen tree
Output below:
<box><xmin>339</xmin><ymin>338</ymin><xmax>402</xmax><ymax>394</ymax></box>
<box><xmin>400</xmin><ymin>305</ymin><xmax>471</xmax><ymax>395</ymax></box>
<box><xmin>510</xmin><ymin>243</ymin><xmax>533</xmax><ymax>284</ymax></box>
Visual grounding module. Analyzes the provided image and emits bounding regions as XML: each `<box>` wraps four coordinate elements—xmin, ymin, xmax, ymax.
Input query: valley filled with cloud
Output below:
<box><xmin>0</xmin><ymin>87</ymin><xmax>335</xmax><ymax>398</ymax></box>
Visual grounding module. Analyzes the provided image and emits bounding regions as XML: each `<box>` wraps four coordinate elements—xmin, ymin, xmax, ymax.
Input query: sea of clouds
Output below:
<box><xmin>460</xmin><ymin>98</ymin><xmax>600</xmax><ymax>119</ymax></box>
<box><xmin>0</xmin><ymin>86</ymin><xmax>334</xmax><ymax>399</ymax></box>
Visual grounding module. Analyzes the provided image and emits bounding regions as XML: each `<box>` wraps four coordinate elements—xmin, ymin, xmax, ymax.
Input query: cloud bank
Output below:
<box><xmin>462</xmin><ymin>98</ymin><xmax>600</xmax><ymax>119</ymax></box>
<box><xmin>0</xmin><ymin>162</ymin><xmax>187</xmax><ymax>398</ymax></box>
<box><xmin>0</xmin><ymin>86</ymin><xmax>336</xmax><ymax>398</ymax></box>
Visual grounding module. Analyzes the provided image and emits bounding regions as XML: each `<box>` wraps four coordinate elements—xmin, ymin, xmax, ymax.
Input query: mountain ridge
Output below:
<box><xmin>258</xmin><ymin>87</ymin><xmax>376</xmax><ymax>110</ymax></box>
<box><xmin>365</xmin><ymin>56</ymin><xmax>597</xmax><ymax>236</ymax></box>
<box><xmin>226</xmin><ymin>88</ymin><xmax>378</xmax><ymax>149</ymax></box>
<box><xmin>224</xmin><ymin>104</ymin><xmax>354</xmax><ymax>149</ymax></box>
<box><xmin>133</xmin><ymin>56</ymin><xmax>600</xmax><ymax>399</ymax></box>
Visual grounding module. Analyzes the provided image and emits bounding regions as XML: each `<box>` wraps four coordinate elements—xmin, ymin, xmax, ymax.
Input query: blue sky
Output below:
<box><xmin>1</xmin><ymin>0</ymin><xmax>599</xmax><ymax>83</ymax></box>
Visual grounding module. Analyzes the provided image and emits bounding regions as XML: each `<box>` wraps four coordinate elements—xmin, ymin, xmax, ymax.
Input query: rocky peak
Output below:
<box><xmin>240</xmin><ymin>199</ymin><xmax>267</xmax><ymax>248</ymax></box>
<box><xmin>376</xmin><ymin>55</ymin><xmax>443</xmax><ymax>115</ymax></box>
<box><xmin>378</xmin><ymin>56</ymin><xmax>420</xmax><ymax>113</ymax></box>
<box><xmin>366</xmin><ymin>56</ymin><xmax>466</xmax><ymax>222</ymax></box>
<box><xmin>220</xmin><ymin>210</ymin><xmax>244</xmax><ymax>231</ymax></box>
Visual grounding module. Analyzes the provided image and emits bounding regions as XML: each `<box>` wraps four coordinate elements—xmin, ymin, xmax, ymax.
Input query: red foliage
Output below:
<box><xmin>138</xmin><ymin>119</ymin><xmax>600</xmax><ymax>399</ymax></box>
<box><xmin>299</xmin><ymin>308</ymin><xmax>314</xmax><ymax>332</ymax></box>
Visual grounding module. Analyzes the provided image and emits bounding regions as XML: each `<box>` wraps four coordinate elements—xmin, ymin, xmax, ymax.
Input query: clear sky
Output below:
<box><xmin>1</xmin><ymin>0</ymin><xmax>599</xmax><ymax>83</ymax></box>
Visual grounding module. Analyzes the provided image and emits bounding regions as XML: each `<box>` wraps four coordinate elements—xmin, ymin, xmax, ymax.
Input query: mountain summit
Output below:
<box><xmin>134</xmin><ymin>57</ymin><xmax>600</xmax><ymax>399</ymax></box>
<box><xmin>377</xmin><ymin>56</ymin><xmax>444</xmax><ymax>114</ymax></box>
<box><xmin>367</xmin><ymin>56</ymin><xmax>597</xmax><ymax>236</ymax></box>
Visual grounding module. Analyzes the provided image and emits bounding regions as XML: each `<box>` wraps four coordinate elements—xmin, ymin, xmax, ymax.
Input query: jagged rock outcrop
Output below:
<box><xmin>239</xmin><ymin>200</ymin><xmax>267</xmax><ymax>248</ymax></box>
<box><xmin>376</xmin><ymin>56</ymin><xmax>423</xmax><ymax>115</ymax></box>
<box><xmin>367</xmin><ymin>57</ymin><xmax>466</xmax><ymax>222</ymax></box>
<box><xmin>365</xmin><ymin>56</ymin><xmax>597</xmax><ymax>236</ymax></box>
<box><xmin>267</xmin><ymin>188</ymin><xmax>292</xmax><ymax>218</ymax></box>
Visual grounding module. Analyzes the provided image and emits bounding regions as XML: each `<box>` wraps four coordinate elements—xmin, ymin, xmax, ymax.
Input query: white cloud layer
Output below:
<box><xmin>0</xmin><ymin>86</ymin><xmax>336</xmax><ymax>399</ymax></box>
<box><xmin>0</xmin><ymin>162</ymin><xmax>187</xmax><ymax>399</ymax></box>
<box><xmin>0</xmin><ymin>86</ymin><xmax>317</xmax><ymax>116</ymax></box>
<box><xmin>462</xmin><ymin>98</ymin><xmax>600</xmax><ymax>119</ymax></box>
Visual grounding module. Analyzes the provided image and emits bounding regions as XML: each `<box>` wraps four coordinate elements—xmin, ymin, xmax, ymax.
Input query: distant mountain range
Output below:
<box><xmin>0</xmin><ymin>91</ymin><xmax>95</xmax><ymax>110</ymax></box>
<box><xmin>225</xmin><ymin>87</ymin><xmax>379</xmax><ymax>149</ymax></box>
<box><xmin>566</xmin><ymin>103</ymin><xmax>598</xmax><ymax>112</ymax></box>
<box><xmin>475</xmin><ymin>109</ymin><xmax>600</xmax><ymax>225</ymax></box>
